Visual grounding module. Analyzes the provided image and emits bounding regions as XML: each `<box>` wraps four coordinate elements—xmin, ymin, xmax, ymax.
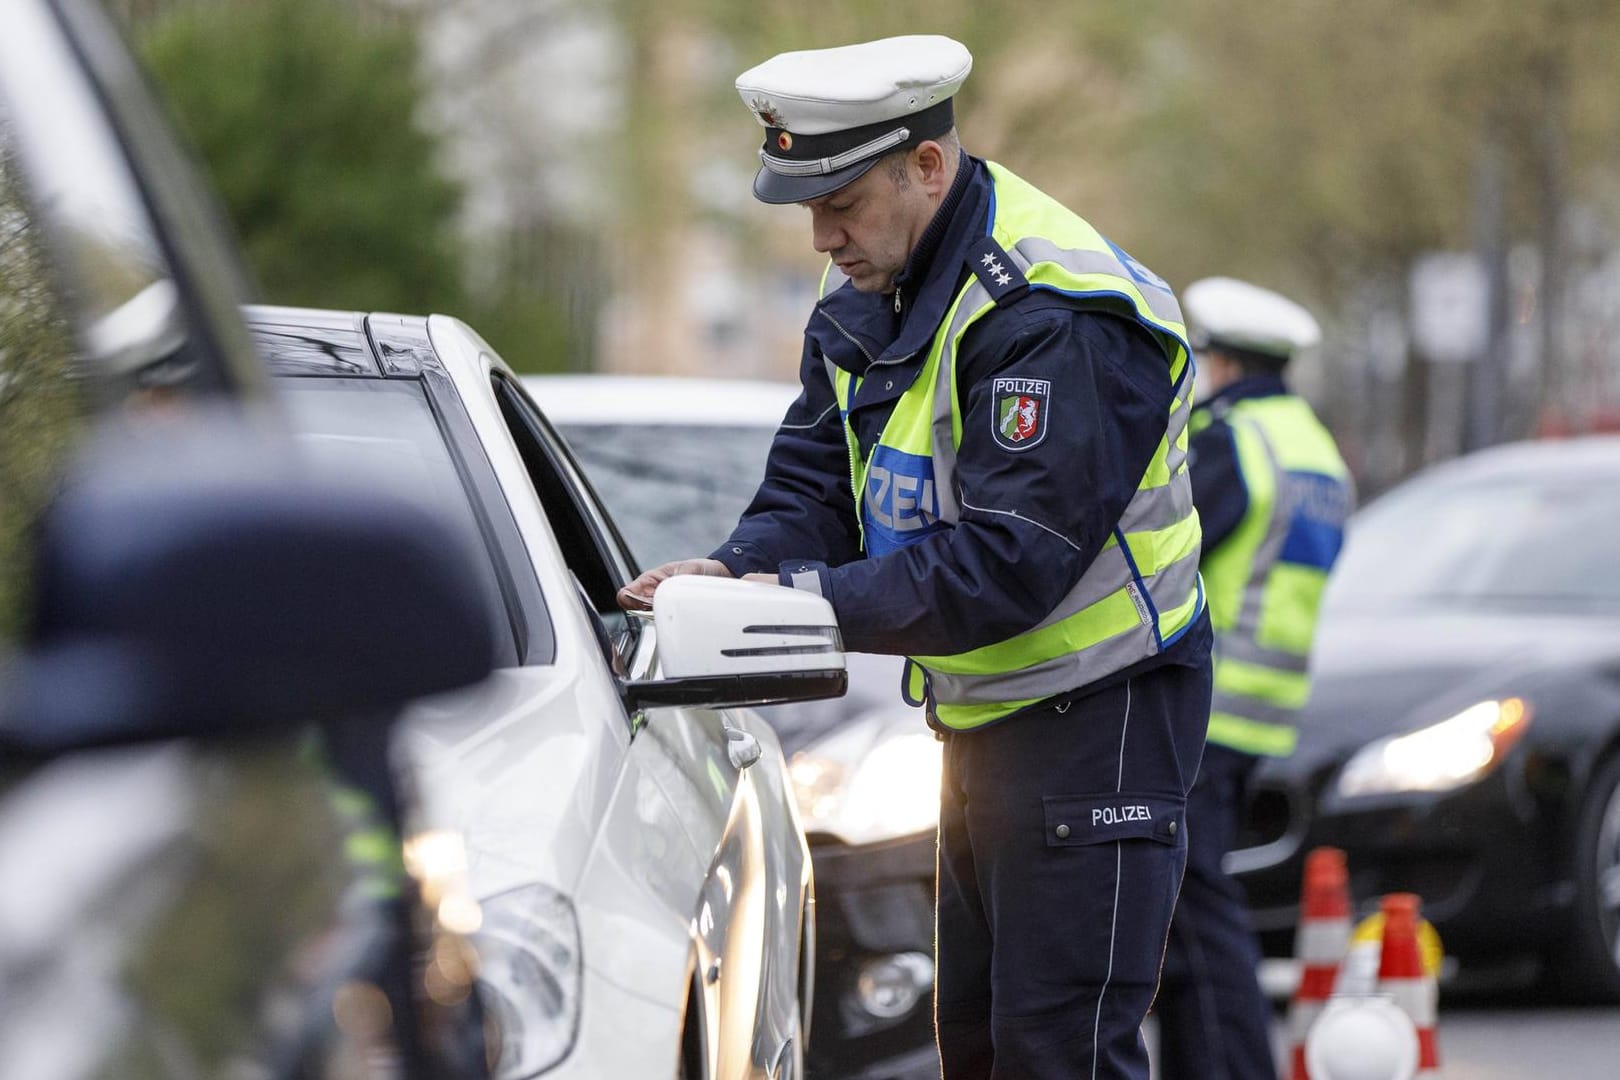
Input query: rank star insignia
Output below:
<box><xmin>987</xmin><ymin>259</ymin><xmax>1004</xmax><ymax>276</ymax></box>
<box><xmin>994</xmin><ymin>271</ymin><xmax>1013</xmax><ymax>286</ymax></box>
<box><xmin>980</xmin><ymin>253</ymin><xmax>997</xmax><ymax>267</ymax></box>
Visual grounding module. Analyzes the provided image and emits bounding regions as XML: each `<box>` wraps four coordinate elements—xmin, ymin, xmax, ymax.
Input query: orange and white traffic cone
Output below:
<box><xmin>1287</xmin><ymin>847</ymin><xmax>1353</xmax><ymax>1080</ymax></box>
<box><xmin>1375</xmin><ymin>893</ymin><xmax>1441</xmax><ymax>1079</ymax></box>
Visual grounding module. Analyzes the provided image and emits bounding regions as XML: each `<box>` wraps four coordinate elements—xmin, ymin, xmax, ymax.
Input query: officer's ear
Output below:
<box><xmin>914</xmin><ymin>140</ymin><xmax>951</xmax><ymax>196</ymax></box>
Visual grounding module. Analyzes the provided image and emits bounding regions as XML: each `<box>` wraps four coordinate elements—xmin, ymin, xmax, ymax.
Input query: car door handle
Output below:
<box><xmin>725</xmin><ymin>724</ymin><xmax>762</xmax><ymax>770</ymax></box>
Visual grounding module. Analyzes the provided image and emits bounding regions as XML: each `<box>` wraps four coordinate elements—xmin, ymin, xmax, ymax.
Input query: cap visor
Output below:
<box><xmin>752</xmin><ymin>157</ymin><xmax>880</xmax><ymax>204</ymax></box>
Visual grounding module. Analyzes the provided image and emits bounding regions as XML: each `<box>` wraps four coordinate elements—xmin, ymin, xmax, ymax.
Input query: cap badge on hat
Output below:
<box><xmin>777</xmin><ymin>132</ymin><xmax>793</xmax><ymax>151</ymax></box>
<box><xmin>750</xmin><ymin>97</ymin><xmax>784</xmax><ymax>128</ymax></box>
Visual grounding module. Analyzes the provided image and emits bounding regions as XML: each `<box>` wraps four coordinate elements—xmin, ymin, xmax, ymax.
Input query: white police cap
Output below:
<box><xmin>735</xmin><ymin>35</ymin><xmax>972</xmax><ymax>204</ymax></box>
<box><xmin>1182</xmin><ymin>276</ymin><xmax>1322</xmax><ymax>360</ymax></box>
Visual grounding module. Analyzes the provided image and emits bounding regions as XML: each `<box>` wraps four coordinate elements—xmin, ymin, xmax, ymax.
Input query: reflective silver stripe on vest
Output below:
<box><xmin>927</xmin><ymin>549</ymin><xmax>1200</xmax><ymax>705</ymax></box>
<box><xmin>1211</xmin><ymin>688</ymin><xmax>1301</xmax><ymax>729</ymax></box>
<box><xmin>1010</xmin><ymin>238</ymin><xmax>1185</xmax><ymax>326</ymax></box>
<box><xmin>1230</xmin><ymin>417</ymin><xmax>1299</xmax><ymax>648</ymax></box>
<box><xmin>1217</xmin><ymin>634</ymin><xmax>1310</xmax><ymax>674</ymax></box>
<box><xmin>1211</xmin><ymin>415</ymin><xmax>1309</xmax><ymax>727</ymax></box>
<box><xmin>1116</xmin><ymin>458</ymin><xmax>1193</xmax><ymax>536</ymax></box>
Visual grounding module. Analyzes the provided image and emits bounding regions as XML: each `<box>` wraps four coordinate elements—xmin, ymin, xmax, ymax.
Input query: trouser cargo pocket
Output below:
<box><xmin>1042</xmin><ymin>792</ymin><xmax>1185</xmax><ymax>847</ymax></box>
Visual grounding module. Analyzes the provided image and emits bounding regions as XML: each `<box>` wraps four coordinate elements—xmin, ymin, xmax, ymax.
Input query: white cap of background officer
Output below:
<box><xmin>1182</xmin><ymin>277</ymin><xmax>1322</xmax><ymax>362</ymax></box>
<box><xmin>735</xmin><ymin>35</ymin><xmax>972</xmax><ymax>204</ymax></box>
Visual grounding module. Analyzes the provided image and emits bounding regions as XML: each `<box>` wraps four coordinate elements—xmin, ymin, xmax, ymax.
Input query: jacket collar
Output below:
<box><xmin>1194</xmin><ymin>372</ymin><xmax>1290</xmax><ymax>417</ymax></box>
<box><xmin>809</xmin><ymin>153</ymin><xmax>989</xmax><ymax>382</ymax></box>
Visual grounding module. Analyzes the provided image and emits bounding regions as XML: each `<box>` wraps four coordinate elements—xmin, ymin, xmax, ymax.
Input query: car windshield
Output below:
<box><xmin>279</xmin><ymin>376</ymin><xmax>522</xmax><ymax>665</ymax></box>
<box><xmin>1326</xmin><ymin>472</ymin><xmax>1620</xmax><ymax>612</ymax></box>
<box><xmin>554</xmin><ymin>422</ymin><xmax>778</xmax><ymax>570</ymax></box>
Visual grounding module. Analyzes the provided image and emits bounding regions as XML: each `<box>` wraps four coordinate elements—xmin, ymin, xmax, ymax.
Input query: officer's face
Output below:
<box><xmin>802</xmin><ymin>156</ymin><xmax>934</xmax><ymax>294</ymax></box>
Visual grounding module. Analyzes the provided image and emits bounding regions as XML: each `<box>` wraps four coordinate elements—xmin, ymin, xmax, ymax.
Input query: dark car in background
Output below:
<box><xmin>1232</xmin><ymin>437</ymin><xmax>1620</xmax><ymax>1000</ymax></box>
<box><xmin>529</xmin><ymin>375</ymin><xmax>942</xmax><ymax>1080</ymax></box>
<box><xmin>0</xmin><ymin>2</ymin><xmax>495</xmax><ymax>1076</ymax></box>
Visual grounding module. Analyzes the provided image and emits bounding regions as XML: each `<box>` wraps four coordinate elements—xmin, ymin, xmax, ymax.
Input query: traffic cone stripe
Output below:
<box><xmin>1287</xmin><ymin>847</ymin><xmax>1353</xmax><ymax>1080</ymax></box>
<box><xmin>1374</xmin><ymin>892</ymin><xmax>1442</xmax><ymax>1076</ymax></box>
<box><xmin>1297</xmin><ymin>965</ymin><xmax>1338</xmax><ymax>1001</ymax></box>
<box><xmin>1418</xmin><ymin>1028</ymin><xmax>1439</xmax><ymax>1065</ymax></box>
<box><xmin>1379</xmin><ymin>976</ymin><xmax>1437</xmax><ymax>1026</ymax></box>
<box><xmin>1287</xmin><ymin>1001</ymin><xmax>1321</xmax><ymax>1050</ymax></box>
<box><xmin>1297</xmin><ymin>920</ymin><xmax>1352</xmax><ymax>960</ymax></box>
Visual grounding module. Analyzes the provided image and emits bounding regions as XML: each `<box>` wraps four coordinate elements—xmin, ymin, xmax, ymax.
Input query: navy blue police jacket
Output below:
<box><xmin>711</xmin><ymin>154</ymin><xmax>1209</xmax><ymax>701</ymax></box>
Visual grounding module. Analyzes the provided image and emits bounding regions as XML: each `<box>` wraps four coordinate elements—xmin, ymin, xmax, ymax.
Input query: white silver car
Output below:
<box><xmin>529</xmin><ymin>375</ymin><xmax>943</xmax><ymax>1080</ymax></box>
<box><xmin>247</xmin><ymin>308</ymin><xmax>837</xmax><ymax>1080</ymax></box>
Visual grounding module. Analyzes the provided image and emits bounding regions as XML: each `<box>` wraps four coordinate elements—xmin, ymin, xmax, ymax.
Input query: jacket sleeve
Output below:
<box><xmin>809</xmin><ymin>302</ymin><xmax>1174</xmax><ymax>656</ymax></box>
<box><xmin>709</xmin><ymin>337</ymin><xmax>863</xmax><ymax>576</ymax></box>
<box><xmin>1187</xmin><ymin>415</ymin><xmax>1247</xmax><ymax>552</ymax></box>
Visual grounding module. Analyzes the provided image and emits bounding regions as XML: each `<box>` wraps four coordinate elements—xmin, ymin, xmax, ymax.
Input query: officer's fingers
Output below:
<box><xmin>617</xmin><ymin>582</ymin><xmax>655</xmax><ymax>611</ymax></box>
<box><xmin>616</xmin><ymin>561</ymin><xmax>695</xmax><ymax>611</ymax></box>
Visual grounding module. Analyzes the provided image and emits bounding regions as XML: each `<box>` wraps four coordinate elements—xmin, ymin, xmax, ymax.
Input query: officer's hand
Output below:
<box><xmin>617</xmin><ymin>558</ymin><xmax>734</xmax><ymax>611</ymax></box>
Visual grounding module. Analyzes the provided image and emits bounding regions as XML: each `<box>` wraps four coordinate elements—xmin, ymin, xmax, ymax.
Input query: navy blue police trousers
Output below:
<box><xmin>1154</xmin><ymin>742</ymin><xmax>1279</xmax><ymax>1079</ymax></box>
<box><xmin>934</xmin><ymin>645</ymin><xmax>1211</xmax><ymax>1080</ymax></box>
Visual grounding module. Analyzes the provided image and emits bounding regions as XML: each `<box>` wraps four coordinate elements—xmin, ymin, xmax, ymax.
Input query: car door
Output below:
<box><xmin>488</xmin><ymin>370</ymin><xmax>806</xmax><ymax>1079</ymax></box>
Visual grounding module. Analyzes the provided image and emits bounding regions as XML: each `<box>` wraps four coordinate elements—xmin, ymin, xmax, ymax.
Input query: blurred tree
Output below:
<box><xmin>0</xmin><ymin>126</ymin><xmax>86</xmax><ymax>644</ymax></box>
<box><xmin>406</xmin><ymin>0</ymin><xmax>604</xmax><ymax>372</ymax></box>
<box><xmin>126</xmin><ymin>0</ymin><xmax>466</xmax><ymax>314</ymax></box>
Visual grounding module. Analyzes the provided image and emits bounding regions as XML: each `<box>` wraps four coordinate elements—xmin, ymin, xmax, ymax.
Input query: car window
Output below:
<box><xmin>278</xmin><ymin>375</ymin><xmax>523</xmax><ymax>667</ymax></box>
<box><xmin>490</xmin><ymin>372</ymin><xmax>640</xmax><ymax>665</ymax></box>
<box><xmin>1327</xmin><ymin>473</ymin><xmax>1620</xmax><ymax>611</ymax></box>
<box><xmin>551</xmin><ymin>422</ymin><xmax>777</xmax><ymax>570</ymax></box>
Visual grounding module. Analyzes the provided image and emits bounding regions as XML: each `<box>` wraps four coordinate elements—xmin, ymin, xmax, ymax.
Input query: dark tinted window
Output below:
<box><xmin>280</xmin><ymin>376</ymin><xmax>525</xmax><ymax>666</ymax></box>
<box><xmin>553</xmin><ymin>422</ymin><xmax>777</xmax><ymax>569</ymax></box>
<box><xmin>1328</xmin><ymin>472</ymin><xmax>1620</xmax><ymax>610</ymax></box>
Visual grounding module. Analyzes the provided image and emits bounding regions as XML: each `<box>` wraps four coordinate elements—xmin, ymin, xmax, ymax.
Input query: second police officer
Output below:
<box><xmin>618</xmin><ymin>35</ymin><xmax>1213</xmax><ymax>1080</ymax></box>
<box><xmin>1154</xmin><ymin>277</ymin><xmax>1354</xmax><ymax>1079</ymax></box>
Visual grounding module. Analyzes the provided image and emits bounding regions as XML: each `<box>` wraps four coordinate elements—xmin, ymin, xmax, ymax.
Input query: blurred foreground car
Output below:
<box><xmin>1233</xmin><ymin>437</ymin><xmax>1620</xmax><ymax>1000</ymax></box>
<box><xmin>0</xmin><ymin>1</ymin><xmax>496</xmax><ymax>1076</ymax></box>
<box><xmin>248</xmin><ymin>309</ymin><xmax>838</xmax><ymax>1079</ymax></box>
<box><xmin>529</xmin><ymin>375</ymin><xmax>942</xmax><ymax>1080</ymax></box>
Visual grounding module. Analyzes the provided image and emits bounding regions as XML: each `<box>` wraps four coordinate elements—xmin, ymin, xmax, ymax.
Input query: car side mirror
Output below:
<box><xmin>0</xmin><ymin>413</ymin><xmax>497</xmax><ymax>751</ymax></box>
<box><xmin>623</xmin><ymin>576</ymin><xmax>848</xmax><ymax>711</ymax></box>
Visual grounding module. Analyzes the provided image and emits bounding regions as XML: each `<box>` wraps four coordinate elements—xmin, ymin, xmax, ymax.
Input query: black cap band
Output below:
<box><xmin>752</xmin><ymin>98</ymin><xmax>955</xmax><ymax>204</ymax></box>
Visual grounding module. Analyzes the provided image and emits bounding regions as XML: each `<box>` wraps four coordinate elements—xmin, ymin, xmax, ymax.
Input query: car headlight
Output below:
<box><xmin>788</xmin><ymin>714</ymin><xmax>941</xmax><ymax>846</ymax></box>
<box><xmin>474</xmin><ymin>883</ymin><xmax>581</xmax><ymax>1079</ymax></box>
<box><xmin>1335</xmin><ymin>697</ymin><xmax>1532</xmax><ymax>797</ymax></box>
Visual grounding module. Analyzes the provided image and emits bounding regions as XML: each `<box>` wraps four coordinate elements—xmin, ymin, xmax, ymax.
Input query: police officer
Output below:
<box><xmin>618</xmin><ymin>36</ymin><xmax>1211</xmax><ymax>1080</ymax></box>
<box><xmin>1153</xmin><ymin>277</ymin><xmax>1354</xmax><ymax>1079</ymax></box>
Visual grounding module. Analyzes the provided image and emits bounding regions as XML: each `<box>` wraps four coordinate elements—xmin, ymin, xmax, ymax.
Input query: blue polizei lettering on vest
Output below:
<box><xmin>1278</xmin><ymin>471</ymin><xmax>1350</xmax><ymax>569</ymax></box>
<box><xmin>862</xmin><ymin>445</ymin><xmax>946</xmax><ymax>557</ymax></box>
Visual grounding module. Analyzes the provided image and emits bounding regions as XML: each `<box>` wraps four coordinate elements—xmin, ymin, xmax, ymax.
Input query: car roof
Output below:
<box><xmin>1410</xmin><ymin>435</ymin><xmax>1620</xmax><ymax>487</ymax></box>
<box><xmin>524</xmin><ymin>374</ymin><xmax>798</xmax><ymax>427</ymax></box>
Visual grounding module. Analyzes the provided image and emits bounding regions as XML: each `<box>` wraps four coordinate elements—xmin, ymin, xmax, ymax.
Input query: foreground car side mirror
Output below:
<box><xmin>0</xmin><ymin>413</ymin><xmax>497</xmax><ymax>750</ymax></box>
<box><xmin>623</xmin><ymin>576</ymin><xmax>848</xmax><ymax>711</ymax></box>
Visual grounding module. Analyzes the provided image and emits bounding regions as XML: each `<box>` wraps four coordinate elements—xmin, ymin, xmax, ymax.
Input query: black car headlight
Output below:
<box><xmin>1336</xmin><ymin>698</ymin><xmax>1532</xmax><ymax>797</ymax></box>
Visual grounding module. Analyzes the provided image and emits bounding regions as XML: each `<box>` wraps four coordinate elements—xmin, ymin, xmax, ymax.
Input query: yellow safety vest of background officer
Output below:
<box><xmin>1154</xmin><ymin>276</ymin><xmax>1354</xmax><ymax>1080</ymax></box>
